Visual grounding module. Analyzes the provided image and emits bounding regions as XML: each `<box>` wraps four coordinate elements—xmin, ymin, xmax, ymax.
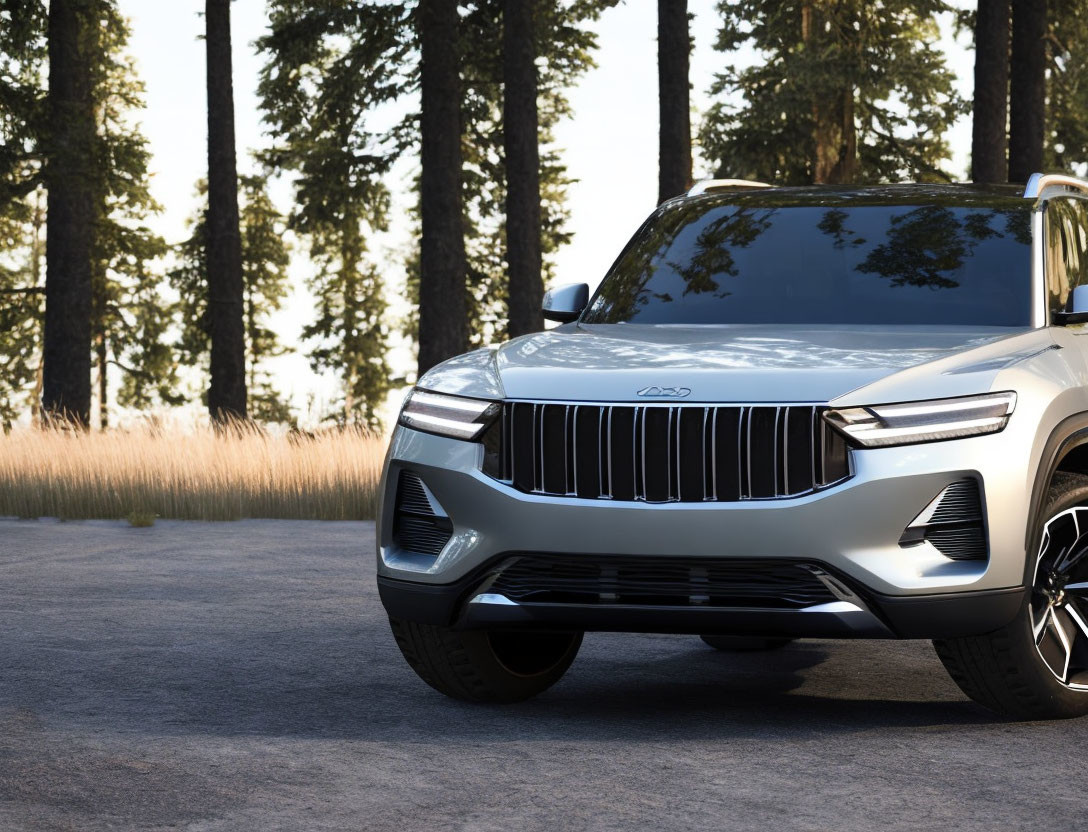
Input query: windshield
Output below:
<box><xmin>582</xmin><ymin>202</ymin><xmax>1033</xmax><ymax>327</ymax></box>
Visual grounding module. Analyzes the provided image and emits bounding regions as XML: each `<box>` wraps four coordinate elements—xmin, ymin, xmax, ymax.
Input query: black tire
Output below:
<box><xmin>389</xmin><ymin>617</ymin><xmax>582</xmax><ymax>703</ymax></box>
<box><xmin>934</xmin><ymin>472</ymin><xmax>1088</xmax><ymax>720</ymax></box>
<box><xmin>700</xmin><ymin>634</ymin><xmax>794</xmax><ymax>651</ymax></box>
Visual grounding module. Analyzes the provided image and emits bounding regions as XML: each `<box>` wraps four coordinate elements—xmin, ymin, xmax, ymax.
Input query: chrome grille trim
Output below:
<box><xmin>484</xmin><ymin>401</ymin><xmax>853</xmax><ymax>503</ymax></box>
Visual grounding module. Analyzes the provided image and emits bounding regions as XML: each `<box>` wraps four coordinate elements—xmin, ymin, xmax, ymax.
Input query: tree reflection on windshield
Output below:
<box><xmin>665</xmin><ymin>208</ymin><xmax>773</xmax><ymax>298</ymax></box>
<box><xmin>850</xmin><ymin>206</ymin><xmax>1032</xmax><ymax>290</ymax></box>
<box><xmin>582</xmin><ymin>195</ymin><xmax>1034</xmax><ymax>327</ymax></box>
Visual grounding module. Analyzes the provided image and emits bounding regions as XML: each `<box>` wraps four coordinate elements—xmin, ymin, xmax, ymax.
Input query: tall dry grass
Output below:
<box><xmin>0</xmin><ymin>422</ymin><xmax>387</xmax><ymax>521</ymax></box>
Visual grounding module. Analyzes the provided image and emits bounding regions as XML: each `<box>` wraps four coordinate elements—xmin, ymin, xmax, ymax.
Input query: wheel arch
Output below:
<box><xmin>1025</xmin><ymin>412</ymin><xmax>1088</xmax><ymax>582</ymax></box>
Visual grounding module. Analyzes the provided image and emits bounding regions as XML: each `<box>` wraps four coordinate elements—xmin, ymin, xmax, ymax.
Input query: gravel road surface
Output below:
<box><xmin>0</xmin><ymin>518</ymin><xmax>1083</xmax><ymax>831</ymax></box>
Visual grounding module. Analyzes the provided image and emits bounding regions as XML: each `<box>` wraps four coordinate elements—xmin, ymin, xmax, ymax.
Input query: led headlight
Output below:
<box><xmin>823</xmin><ymin>391</ymin><xmax>1017</xmax><ymax>448</ymax></box>
<box><xmin>398</xmin><ymin>389</ymin><xmax>501</xmax><ymax>441</ymax></box>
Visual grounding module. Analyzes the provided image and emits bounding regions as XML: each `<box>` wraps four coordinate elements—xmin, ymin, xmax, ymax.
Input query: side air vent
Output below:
<box><xmin>392</xmin><ymin>471</ymin><xmax>453</xmax><ymax>556</ymax></box>
<box><xmin>899</xmin><ymin>479</ymin><xmax>987</xmax><ymax>561</ymax></box>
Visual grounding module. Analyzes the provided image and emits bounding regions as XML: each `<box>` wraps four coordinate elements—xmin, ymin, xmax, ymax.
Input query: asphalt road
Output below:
<box><xmin>0</xmin><ymin>519</ymin><xmax>1085</xmax><ymax>831</ymax></box>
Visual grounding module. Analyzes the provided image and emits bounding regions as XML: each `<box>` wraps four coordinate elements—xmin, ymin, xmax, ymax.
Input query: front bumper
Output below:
<box><xmin>377</xmin><ymin>571</ymin><xmax>1025</xmax><ymax>639</ymax></box>
<box><xmin>377</xmin><ymin>424</ymin><xmax>1033</xmax><ymax>637</ymax></box>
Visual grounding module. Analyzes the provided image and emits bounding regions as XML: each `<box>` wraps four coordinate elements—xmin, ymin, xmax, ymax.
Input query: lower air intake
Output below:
<box><xmin>392</xmin><ymin>471</ymin><xmax>452</xmax><ymax>556</ymax></box>
<box><xmin>900</xmin><ymin>478</ymin><xmax>987</xmax><ymax>561</ymax></box>
<box><xmin>481</xmin><ymin>555</ymin><xmax>842</xmax><ymax>610</ymax></box>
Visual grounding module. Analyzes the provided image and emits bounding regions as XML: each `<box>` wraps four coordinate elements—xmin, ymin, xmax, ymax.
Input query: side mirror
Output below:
<box><xmin>542</xmin><ymin>283</ymin><xmax>589</xmax><ymax>324</ymax></box>
<box><xmin>1054</xmin><ymin>285</ymin><xmax>1088</xmax><ymax>325</ymax></box>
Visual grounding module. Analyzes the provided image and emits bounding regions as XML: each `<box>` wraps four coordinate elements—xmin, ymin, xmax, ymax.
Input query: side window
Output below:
<box><xmin>1047</xmin><ymin>198</ymin><xmax>1088</xmax><ymax>316</ymax></box>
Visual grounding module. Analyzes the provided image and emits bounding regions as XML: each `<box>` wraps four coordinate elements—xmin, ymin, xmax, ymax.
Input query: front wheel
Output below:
<box><xmin>935</xmin><ymin>472</ymin><xmax>1088</xmax><ymax>720</ymax></box>
<box><xmin>389</xmin><ymin>617</ymin><xmax>582</xmax><ymax>703</ymax></box>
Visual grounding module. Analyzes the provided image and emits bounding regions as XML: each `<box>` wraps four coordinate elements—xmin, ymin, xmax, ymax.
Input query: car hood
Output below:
<box><xmin>419</xmin><ymin>323</ymin><xmax>1054</xmax><ymax>405</ymax></box>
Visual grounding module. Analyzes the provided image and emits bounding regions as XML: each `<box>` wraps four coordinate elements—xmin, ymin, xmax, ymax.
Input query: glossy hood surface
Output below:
<box><xmin>418</xmin><ymin>323</ymin><xmax>1053</xmax><ymax>405</ymax></box>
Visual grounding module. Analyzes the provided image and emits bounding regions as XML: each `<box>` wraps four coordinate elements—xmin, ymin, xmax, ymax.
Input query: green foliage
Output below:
<box><xmin>1048</xmin><ymin>0</ymin><xmax>1088</xmax><ymax>174</ymax></box>
<box><xmin>0</xmin><ymin>188</ymin><xmax>44</xmax><ymax>428</ymax></box>
<box><xmin>258</xmin><ymin>1</ymin><xmax>611</xmax><ymax>377</ymax></box>
<box><xmin>0</xmin><ymin>1</ymin><xmax>47</xmax><ymax>426</ymax></box>
<box><xmin>257</xmin><ymin>0</ymin><xmax>407</xmax><ymax>428</ymax></box>
<box><xmin>89</xmin><ymin>4</ymin><xmax>175</xmax><ymax>421</ymax></box>
<box><xmin>0</xmin><ymin>0</ymin><xmax>47</xmax><ymax>209</ymax></box>
<box><xmin>126</xmin><ymin>509</ymin><xmax>155</xmax><ymax>527</ymax></box>
<box><xmin>700</xmin><ymin>0</ymin><xmax>966</xmax><ymax>184</ymax></box>
<box><xmin>169</xmin><ymin>176</ymin><xmax>294</xmax><ymax>424</ymax></box>
<box><xmin>0</xmin><ymin>1</ymin><xmax>176</xmax><ymax>425</ymax></box>
<box><xmin>452</xmin><ymin>0</ymin><xmax>614</xmax><ymax>346</ymax></box>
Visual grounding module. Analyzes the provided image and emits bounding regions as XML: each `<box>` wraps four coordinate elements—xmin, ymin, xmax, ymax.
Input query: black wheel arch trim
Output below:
<box><xmin>1024</xmin><ymin>411</ymin><xmax>1088</xmax><ymax>584</ymax></box>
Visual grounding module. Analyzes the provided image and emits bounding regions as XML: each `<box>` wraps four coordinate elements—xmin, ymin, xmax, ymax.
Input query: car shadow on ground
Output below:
<box><xmin>87</xmin><ymin>634</ymin><xmax>1005</xmax><ymax>742</ymax></box>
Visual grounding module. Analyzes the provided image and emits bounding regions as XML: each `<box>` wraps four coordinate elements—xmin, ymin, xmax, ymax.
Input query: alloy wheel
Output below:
<box><xmin>1031</xmin><ymin>506</ymin><xmax>1088</xmax><ymax>689</ymax></box>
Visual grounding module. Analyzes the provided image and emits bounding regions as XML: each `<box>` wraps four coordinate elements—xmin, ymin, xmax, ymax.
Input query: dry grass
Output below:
<box><xmin>0</xmin><ymin>422</ymin><xmax>387</xmax><ymax>521</ymax></box>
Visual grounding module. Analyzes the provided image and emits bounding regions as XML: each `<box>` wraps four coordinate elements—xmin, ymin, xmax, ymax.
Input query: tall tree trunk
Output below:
<box><xmin>804</xmin><ymin>4</ymin><xmax>857</xmax><ymax>185</ymax></box>
<box><xmin>1009</xmin><ymin>0</ymin><xmax>1047</xmax><ymax>182</ymax></box>
<box><xmin>43</xmin><ymin>0</ymin><xmax>96</xmax><ymax>427</ymax></box>
<box><xmin>205</xmin><ymin>0</ymin><xmax>247</xmax><ymax>420</ymax></box>
<box><xmin>417</xmin><ymin>0</ymin><xmax>467</xmax><ymax>375</ymax></box>
<box><xmin>657</xmin><ymin>0</ymin><xmax>691</xmax><ymax>203</ymax></box>
<box><xmin>504</xmin><ymin>0</ymin><xmax>544</xmax><ymax>338</ymax></box>
<box><xmin>972</xmin><ymin>0</ymin><xmax>1011</xmax><ymax>183</ymax></box>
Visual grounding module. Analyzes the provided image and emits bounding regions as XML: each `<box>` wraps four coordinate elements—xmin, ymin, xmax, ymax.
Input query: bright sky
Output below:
<box><xmin>116</xmin><ymin>0</ymin><xmax>975</xmax><ymax>425</ymax></box>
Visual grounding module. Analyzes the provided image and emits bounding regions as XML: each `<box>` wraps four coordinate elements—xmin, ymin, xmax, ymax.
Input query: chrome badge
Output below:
<box><xmin>636</xmin><ymin>386</ymin><xmax>691</xmax><ymax>398</ymax></box>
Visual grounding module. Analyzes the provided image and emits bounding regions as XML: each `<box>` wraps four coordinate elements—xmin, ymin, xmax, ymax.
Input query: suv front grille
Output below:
<box><xmin>482</xmin><ymin>554</ymin><xmax>842</xmax><ymax>609</ymax></box>
<box><xmin>482</xmin><ymin>402</ymin><xmax>851</xmax><ymax>502</ymax></box>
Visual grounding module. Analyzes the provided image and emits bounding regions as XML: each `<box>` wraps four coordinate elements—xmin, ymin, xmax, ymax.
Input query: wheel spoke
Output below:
<box><xmin>1064</xmin><ymin>599</ymin><xmax>1088</xmax><ymax>642</ymax></box>
<box><xmin>1034</xmin><ymin>605</ymin><xmax>1053</xmax><ymax>645</ymax></box>
<box><xmin>1053</xmin><ymin>612</ymin><xmax>1074</xmax><ymax>682</ymax></box>
<box><xmin>1058</xmin><ymin>543</ymin><xmax>1088</xmax><ymax>574</ymax></box>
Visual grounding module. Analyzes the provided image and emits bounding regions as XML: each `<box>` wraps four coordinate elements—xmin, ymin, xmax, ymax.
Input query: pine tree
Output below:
<box><xmin>1</xmin><ymin>2</ymin><xmax>174</xmax><ymax>427</ymax></box>
<box><xmin>700</xmin><ymin>0</ymin><xmax>965</xmax><ymax>185</ymax></box>
<box><xmin>170</xmin><ymin>176</ymin><xmax>293</xmax><ymax>424</ymax></box>
<box><xmin>257</xmin><ymin>1</ymin><xmax>407</xmax><ymax>426</ymax></box>
<box><xmin>0</xmin><ymin>188</ymin><xmax>45</xmax><ymax>427</ymax></box>
<box><xmin>1046</xmin><ymin>0</ymin><xmax>1088</xmax><ymax>173</ymax></box>
<box><xmin>971</xmin><ymin>0</ymin><xmax>1011</xmax><ymax>183</ymax></box>
<box><xmin>443</xmin><ymin>0</ymin><xmax>613</xmax><ymax>345</ymax></box>
<box><xmin>503</xmin><ymin>0</ymin><xmax>544</xmax><ymax>338</ymax></box>
<box><xmin>419</xmin><ymin>0</ymin><xmax>469</xmax><ymax>371</ymax></box>
<box><xmin>205</xmin><ymin>0</ymin><xmax>247</xmax><ymax>421</ymax></box>
<box><xmin>43</xmin><ymin>0</ymin><xmax>98</xmax><ymax>425</ymax></box>
<box><xmin>90</xmin><ymin>6</ymin><xmax>174</xmax><ymax>426</ymax></box>
<box><xmin>1009</xmin><ymin>0</ymin><xmax>1048</xmax><ymax>182</ymax></box>
<box><xmin>259</xmin><ymin>1</ymin><xmax>610</xmax><ymax>377</ymax></box>
<box><xmin>0</xmin><ymin>0</ymin><xmax>47</xmax><ymax>426</ymax></box>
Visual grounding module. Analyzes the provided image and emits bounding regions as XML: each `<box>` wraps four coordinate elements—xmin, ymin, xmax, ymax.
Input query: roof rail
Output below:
<box><xmin>1024</xmin><ymin>173</ymin><xmax>1088</xmax><ymax>200</ymax></box>
<box><xmin>687</xmin><ymin>178</ymin><xmax>772</xmax><ymax>196</ymax></box>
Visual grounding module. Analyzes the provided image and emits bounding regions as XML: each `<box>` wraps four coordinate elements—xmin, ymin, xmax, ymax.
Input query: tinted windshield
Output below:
<box><xmin>583</xmin><ymin>202</ymin><xmax>1033</xmax><ymax>326</ymax></box>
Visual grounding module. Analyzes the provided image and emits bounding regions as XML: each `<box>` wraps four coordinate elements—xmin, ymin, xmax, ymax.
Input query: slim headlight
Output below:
<box><xmin>823</xmin><ymin>391</ymin><xmax>1017</xmax><ymax>448</ymax></box>
<box><xmin>398</xmin><ymin>389</ymin><xmax>501</xmax><ymax>441</ymax></box>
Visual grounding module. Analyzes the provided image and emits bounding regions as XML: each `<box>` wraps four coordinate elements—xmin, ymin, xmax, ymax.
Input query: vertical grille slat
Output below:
<box><xmin>492</xmin><ymin>402</ymin><xmax>852</xmax><ymax>502</ymax></box>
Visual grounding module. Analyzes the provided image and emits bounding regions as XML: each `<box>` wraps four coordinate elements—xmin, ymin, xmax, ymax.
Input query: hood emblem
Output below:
<box><xmin>637</xmin><ymin>386</ymin><xmax>691</xmax><ymax>398</ymax></box>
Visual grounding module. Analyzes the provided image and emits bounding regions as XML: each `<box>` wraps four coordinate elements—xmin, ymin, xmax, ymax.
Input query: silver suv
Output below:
<box><xmin>378</xmin><ymin>173</ymin><xmax>1088</xmax><ymax>719</ymax></box>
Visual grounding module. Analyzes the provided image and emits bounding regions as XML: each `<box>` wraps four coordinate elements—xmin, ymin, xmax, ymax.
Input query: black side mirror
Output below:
<box><xmin>542</xmin><ymin>283</ymin><xmax>589</xmax><ymax>323</ymax></box>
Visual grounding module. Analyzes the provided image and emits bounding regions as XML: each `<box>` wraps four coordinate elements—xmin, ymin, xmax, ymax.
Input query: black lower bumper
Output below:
<box><xmin>377</xmin><ymin>570</ymin><xmax>1026</xmax><ymax>640</ymax></box>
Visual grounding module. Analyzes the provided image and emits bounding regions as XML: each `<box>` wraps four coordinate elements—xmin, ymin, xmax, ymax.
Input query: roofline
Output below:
<box><xmin>686</xmin><ymin>173</ymin><xmax>1088</xmax><ymax>202</ymax></box>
